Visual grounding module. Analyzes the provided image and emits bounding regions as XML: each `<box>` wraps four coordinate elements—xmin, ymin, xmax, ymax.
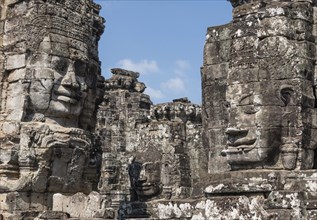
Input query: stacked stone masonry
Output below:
<box><xmin>2</xmin><ymin>0</ymin><xmax>317</xmax><ymax>219</ymax></box>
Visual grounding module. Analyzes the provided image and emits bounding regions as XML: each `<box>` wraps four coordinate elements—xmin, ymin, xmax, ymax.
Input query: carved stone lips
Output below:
<box><xmin>224</xmin><ymin>146</ymin><xmax>255</xmax><ymax>154</ymax></box>
<box><xmin>227</xmin><ymin>137</ymin><xmax>257</xmax><ymax>147</ymax></box>
<box><xmin>136</xmin><ymin>183</ymin><xmax>158</xmax><ymax>193</ymax></box>
<box><xmin>223</xmin><ymin>127</ymin><xmax>257</xmax><ymax>155</ymax></box>
<box><xmin>222</xmin><ymin>144</ymin><xmax>256</xmax><ymax>156</ymax></box>
<box><xmin>54</xmin><ymin>87</ymin><xmax>79</xmax><ymax>104</ymax></box>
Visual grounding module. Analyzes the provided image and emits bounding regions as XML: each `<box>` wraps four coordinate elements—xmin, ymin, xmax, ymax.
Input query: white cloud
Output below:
<box><xmin>174</xmin><ymin>60</ymin><xmax>191</xmax><ymax>76</ymax></box>
<box><xmin>117</xmin><ymin>59</ymin><xmax>159</xmax><ymax>74</ymax></box>
<box><xmin>145</xmin><ymin>87</ymin><xmax>165</xmax><ymax>100</ymax></box>
<box><xmin>161</xmin><ymin>77</ymin><xmax>185</xmax><ymax>93</ymax></box>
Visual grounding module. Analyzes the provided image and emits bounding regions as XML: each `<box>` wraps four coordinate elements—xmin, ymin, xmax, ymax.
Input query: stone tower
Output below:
<box><xmin>202</xmin><ymin>0</ymin><xmax>317</xmax><ymax>172</ymax></box>
<box><xmin>95</xmin><ymin>68</ymin><xmax>204</xmax><ymax>218</ymax></box>
<box><xmin>0</xmin><ymin>0</ymin><xmax>104</xmax><ymax>218</ymax></box>
<box><xmin>3</xmin><ymin>0</ymin><xmax>317</xmax><ymax>219</ymax></box>
<box><xmin>200</xmin><ymin>0</ymin><xmax>317</xmax><ymax>219</ymax></box>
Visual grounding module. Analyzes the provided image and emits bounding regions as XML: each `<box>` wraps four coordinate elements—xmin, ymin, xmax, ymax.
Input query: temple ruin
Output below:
<box><xmin>1</xmin><ymin>0</ymin><xmax>317</xmax><ymax>219</ymax></box>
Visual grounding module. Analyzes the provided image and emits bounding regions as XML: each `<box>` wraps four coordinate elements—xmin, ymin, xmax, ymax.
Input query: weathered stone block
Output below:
<box><xmin>5</xmin><ymin>17</ymin><xmax>26</xmax><ymax>33</ymax></box>
<box><xmin>7</xmin><ymin>68</ymin><xmax>26</xmax><ymax>82</ymax></box>
<box><xmin>208</xmin><ymin>145</ymin><xmax>230</xmax><ymax>173</ymax></box>
<box><xmin>30</xmin><ymin>193</ymin><xmax>46</xmax><ymax>211</ymax></box>
<box><xmin>307</xmin><ymin>210</ymin><xmax>317</xmax><ymax>219</ymax></box>
<box><xmin>203</xmin><ymin>40</ymin><xmax>231</xmax><ymax>65</ymax></box>
<box><xmin>266</xmin><ymin>191</ymin><xmax>305</xmax><ymax>209</ymax></box>
<box><xmin>1</xmin><ymin>192</ymin><xmax>30</xmax><ymax>212</ymax></box>
<box><xmin>206</xmin><ymin>24</ymin><xmax>231</xmax><ymax>43</ymax></box>
<box><xmin>201</xmin><ymin>63</ymin><xmax>229</xmax><ymax>83</ymax></box>
<box><xmin>36</xmin><ymin>211</ymin><xmax>70</xmax><ymax>219</ymax></box>
<box><xmin>0</xmin><ymin>193</ymin><xmax>10</xmax><ymax>211</ymax></box>
<box><xmin>1</xmin><ymin>121</ymin><xmax>20</xmax><ymax>136</ymax></box>
<box><xmin>6</xmin><ymin>54</ymin><xmax>25</xmax><ymax>70</ymax></box>
<box><xmin>232</xmin><ymin>15</ymin><xmax>259</xmax><ymax>37</ymax></box>
<box><xmin>202</xmin><ymin>83</ymin><xmax>226</xmax><ymax>101</ymax></box>
<box><xmin>266</xmin><ymin>209</ymin><xmax>292</xmax><ymax>220</ymax></box>
<box><xmin>2</xmin><ymin>32</ymin><xmax>23</xmax><ymax>47</ymax></box>
<box><xmin>227</xmin><ymin>67</ymin><xmax>259</xmax><ymax>84</ymax></box>
<box><xmin>53</xmin><ymin>192</ymin><xmax>107</xmax><ymax>218</ymax></box>
<box><xmin>258</xmin><ymin>2</ymin><xmax>313</xmax><ymax>22</ymax></box>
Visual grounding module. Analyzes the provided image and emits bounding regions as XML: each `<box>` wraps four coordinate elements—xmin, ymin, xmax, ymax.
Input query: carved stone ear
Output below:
<box><xmin>280</xmin><ymin>88</ymin><xmax>294</xmax><ymax>107</ymax></box>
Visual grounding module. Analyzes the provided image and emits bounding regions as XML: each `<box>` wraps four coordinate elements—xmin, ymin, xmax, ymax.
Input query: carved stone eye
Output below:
<box><xmin>144</xmin><ymin>163</ymin><xmax>154</xmax><ymax>171</ymax></box>
<box><xmin>51</xmin><ymin>57</ymin><xmax>69</xmax><ymax>73</ymax></box>
<box><xmin>239</xmin><ymin>94</ymin><xmax>252</xmax><ymax>106</ymax></box>
<box><xmin>74</xmin><ymin>60</ymin><xmax>87</xmax><ymax>77</ymax></box>
<box><xmin>281</xmin><ymin>88</ymin><xmax>293</xmax><ymax>106</ymax></box>
<box><xmin>239</xmin><ymin>94</ymin><xmax>260</xmax><ymax>114</ymax></box>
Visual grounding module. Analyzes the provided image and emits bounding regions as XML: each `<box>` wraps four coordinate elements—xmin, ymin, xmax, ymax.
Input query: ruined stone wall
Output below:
<box><xmin>4</xmin><ymin>0</ymin><xmax>317</xmax><ymax>219</ymax></box>
<box><xmin>36</xmin><ymin>0</ymin><xmax>317</xmax><ymax>219</ymax></box>
<box><xmin>94</xmin><ymin>69</ymin><xmax>204</xmax><ymax>219</ymax></box>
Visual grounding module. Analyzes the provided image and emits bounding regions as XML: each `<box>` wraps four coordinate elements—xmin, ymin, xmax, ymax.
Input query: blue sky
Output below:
<box><xmin>95</xmin><ymin>0</ymin><xmax>232</xmax><ymax>104</ymax></box>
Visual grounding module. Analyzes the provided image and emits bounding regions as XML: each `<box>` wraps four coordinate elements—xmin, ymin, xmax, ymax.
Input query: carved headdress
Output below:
<box><xmin>3</xmin><ymin>0</ymin><xmax>105</xmax><ymax>61</ymax></box>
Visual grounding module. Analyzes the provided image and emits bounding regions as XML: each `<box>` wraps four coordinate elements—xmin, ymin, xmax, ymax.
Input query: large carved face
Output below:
<box><xmin>129</xmin><ymin>160</ymin><xmax>162</xmax><ymax>199</ymax></box>
<box><xmin>31</xmin><ymin>126</ymin><xmax>95</xmax><ymax>193</ymax></box>
<box><xmin>128</xmin><ymin>144</ymin><xmax>163</xmax><ymax>200</ymax></box>
<box><xmin>222</xmin><ymin>80</ymin><xmax>308</xmax><ymax>169</ymax></box>
<box><xmin>47</xmin><ymin>140</ymin><xmax>89</xmax><ymax>193</ymax></box>
<box><xmin>3</xmin><ymin>1</ymin><xmax>104</xmax><ymax>129</ymax></box>
<box><xmin>25</xmin><ymin>36</ymin><xmax>100</xmax><ymax>128</ymax></box>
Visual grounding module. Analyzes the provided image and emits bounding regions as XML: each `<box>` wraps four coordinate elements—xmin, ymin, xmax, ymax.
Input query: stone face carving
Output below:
<box><xmin>197</xmin><ymin>1</ymin><xmax>317</xmax><ymax>219</ymax></box>
<box><xmin>27</xmin><ymin>10</ymin><xmax>102</xmax><ymax>129</ymax></box>
<box><xmin>0</xmin><ymin>0</ymin><xmax>104</xmax><ymax>218</ymax></box>
<box><xmin>17</xmin><ymin>123</ymin><xmax>97</xmax><ymax>193</ymax></box>
<box><xmin>223</xmin><ymin>83</ymin><xmax>285</xmax><ymax>169</ymax></box>
<box><xmin>3</xmin><ymin>0</ymin><xmax>317</xmax><ymax>219</ymax></box>
<box><xmin>203</xmin><ymin>0</ymin><xmax>317</xmax><ymax>171</ymax></box>
<box><xmin>129</xmin><ymin>155</ymin><xmax>163</xmax><ymax>200</ymax></box>
<box><xmin>92</xmin><ymin>68</ymin><xmax>205</xmax><ymax>218</ymax></box>
<box><xmin>2</xmin><ymin>0</ymin><xmax>104</xmax><ymax>128</ymax></box>
<box><xmin>97</xmin><ymin>69</ymin><xmax>204</xmax><ymax>204</ymax></box>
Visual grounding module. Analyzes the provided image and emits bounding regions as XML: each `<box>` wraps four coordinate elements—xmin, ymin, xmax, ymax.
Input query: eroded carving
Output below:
<box><xmin>0</xmin><ymin>0</ymin><xmax>104</xmax><ymax>218</ymax></box>
<box><xmin>203</xmin><ymin>0</ymin><xmax>317</xmax><ymax>171</ymax></box>
<box><xmin>3</xmin><ymin>0</ymin><xmax>317</xmax><ymax>219</ymax></box>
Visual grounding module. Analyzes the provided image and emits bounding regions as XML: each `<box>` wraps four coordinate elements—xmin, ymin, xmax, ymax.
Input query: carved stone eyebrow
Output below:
<box><xmin>238</xmin><ymin>93</ymin><xmax>253</xmax><ymax>105</ymax></box>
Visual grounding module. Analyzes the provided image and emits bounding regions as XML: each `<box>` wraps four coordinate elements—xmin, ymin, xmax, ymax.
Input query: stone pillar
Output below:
<box><xmin>201</xmin><ymin>24</ymin><xmax>231</xmax><ymax>173</ymax></box>
<box><xmin>96</xmin><ymin>68</ymin><xmax>151</xmax><ymax>211</ymax></box>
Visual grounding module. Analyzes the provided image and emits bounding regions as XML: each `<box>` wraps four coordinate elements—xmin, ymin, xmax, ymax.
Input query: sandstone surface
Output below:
<box><xmin>2</xmin><ymin>0</ymin><xmax>317</xmax><ymax>219</ymax></box>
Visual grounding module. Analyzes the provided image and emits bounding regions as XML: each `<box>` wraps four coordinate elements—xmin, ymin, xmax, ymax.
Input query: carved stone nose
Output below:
<box><xmin>137</xmin><ymin>176</ymin><xmax>147</xmax><ymax>184</ymax></box>
<box><xmin>61</xmin><ymin>64</ymin><xmax>79</xmax><ymax>88</ymax></box>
